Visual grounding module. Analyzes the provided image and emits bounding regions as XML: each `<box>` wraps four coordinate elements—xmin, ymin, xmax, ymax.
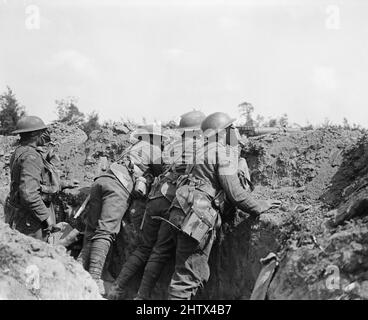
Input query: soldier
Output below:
<box><xmin>133</xmin><ymin>112</ymin><xmax>281</xmax><ymax>300</ymax></box>
<box><xmin>5</xmin><ymin>116</ymin><xmax>62</xmax><ymax>242</ymax></box>
<box><xmin>107</xmin><ymin>110</ymin><xmax>206</xmax><ymax>300</ymax></box>
<box><xmin>78</xmin><ymin>125</ymin><xmax>167</xmax><ymax>295</ymax></box>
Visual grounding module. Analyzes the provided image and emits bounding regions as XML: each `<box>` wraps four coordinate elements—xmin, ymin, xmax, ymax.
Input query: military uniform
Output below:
<box><xmin>6</xmin><ymin>145</ymin><xmax>59</xmax><ymax>242</ymax></box>
<box><xmin>136</xmin><ymin>140</ymin><xmax>262</xmax><ymax>300</ymax></box>
<box><xmin>108</xmin><ymin>136</ymin><xmax>198</xmax><ymax>297</ymax></box>
<box><xmin>79</xmin><ymin>139</ymin><xmax>164</xmax><ymax>289</ymax></box>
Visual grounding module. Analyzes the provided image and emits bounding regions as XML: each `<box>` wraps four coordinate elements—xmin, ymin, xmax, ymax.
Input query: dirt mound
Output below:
<box><xmin>0</xmin><ymin>221</ymin><xmax>102</xmax><ymax>300</ymax></box>
<box><xmin>0</xmin><ymin>135</ymin><xmax>18</xmax><ymax>220</ymax></box>
<box><xmin>0</xmin><ymin>135</ymin><xmax>17</xmax><ymax>206</ymax></box>
<box><xmin>321</xmin><ymin>134</ymin><xmax>368</xmax><ymax>207</ymax></box>
<box><xmin>268</xmin><ymin>216</ymin><xmax>368</xmax><ymax>300</ymax></box>
<box><xmin>264</xmin><ymin>131</ymin><xmax>368</xmax><ymax>300</ymax></box>
<box><xmin>242</xmin><ymin>128</ymin><xmax>362</xmax><ymax>200</ymax></box>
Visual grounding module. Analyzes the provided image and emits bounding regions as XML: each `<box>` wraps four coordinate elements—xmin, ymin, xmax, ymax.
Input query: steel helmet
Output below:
<box><xmin>200</xmin><ymin>112</ymin><xmax>236</xmax><ymax>136</ymax></box>
<box><xmin>12</xmin><ymin>116</ymin><xmax>47</xmax><ymax>134</ymax></box>
<box><xmin>132</xmin><ymin>124</ymin><xmax>169</xmax><ymax>141</ymax></box>
<box><xmin>178</xmin><ymin>110</ymin><xmax>206</xmax><ymax>131</ymax></box>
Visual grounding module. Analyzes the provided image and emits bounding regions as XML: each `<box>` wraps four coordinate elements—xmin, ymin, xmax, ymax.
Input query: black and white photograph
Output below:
<box><xmin>0</xmin><ymin>0</ymin><xmax>367</xmax><ymax>308</ymax></box>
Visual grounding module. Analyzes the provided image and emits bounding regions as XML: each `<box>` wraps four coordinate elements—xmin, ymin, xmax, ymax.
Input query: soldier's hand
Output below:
<box><xmin>61</xmin><ymin>179</ymin><xmax>80</xmax><ymax>190</ymax></box>
<box><xmin>42</xmin><ymin>216</ymin><xmax>61</xmax><ymax>233</ymax></box>
<box><xmin>42</xmin><ymin>215</ymin><xmax>53</xmax><ymax>231</ymax></box>
<box><xmin>258</xmin><ymin>199</ymin><xmax>281</xmax><ymax>213</ymax></box>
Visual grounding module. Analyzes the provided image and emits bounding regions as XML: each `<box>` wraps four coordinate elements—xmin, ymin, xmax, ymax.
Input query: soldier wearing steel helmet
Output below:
<box><xmin>78</xmin><ymin>124</ymin><xmax>167</xmax><ymax>296</ymax></box>
<box><xmin>164</xmin><ymin>111</ymin><xmax>281</xmax><ymax>300</ymax></box>
<box><xmin>5</xmin><ymin>116</ymin><xmax>60</xmax><ymax>242</ymax></box>
<box><xmin>107</xmin><ymin>110</ymin><xmax>206</xmax><ymax>300</ymax></box>
<box><xmin>128</xmin><ymin>112</ymin><xmax>280</xmax><ymax>300</ymax></box>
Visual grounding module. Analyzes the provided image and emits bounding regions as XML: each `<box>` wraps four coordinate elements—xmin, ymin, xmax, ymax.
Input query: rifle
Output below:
<box><xmin>236</xmin><ymin>126</ymin><xmax>302</xmax><ymax>137</ymax></box>
<box><xmin>74</xmin><ymin>194</ymin><xmax>90</xmax><ymax>219</ymax></box>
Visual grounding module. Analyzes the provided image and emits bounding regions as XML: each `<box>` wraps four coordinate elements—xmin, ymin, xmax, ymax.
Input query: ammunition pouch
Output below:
<box><xmin>175</xmin><ymin>185</ymin><xmax>219</xmax><ymax>243</ymax></box>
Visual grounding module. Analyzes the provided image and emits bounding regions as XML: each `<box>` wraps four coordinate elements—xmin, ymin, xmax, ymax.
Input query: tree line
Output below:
<box><xmin>0</xmin><ymin>87</ymin><xmax>364</xmax><ymax>136</ymax></box>
<box><xmin>0</xmin><ymin>86</ymin><xmax>101</xmax><ymax>136</ymax></box>
<box><xmin>0</xmin><ymin>86</ymin><xmax>176</xmax><ymax>136</ymax></box>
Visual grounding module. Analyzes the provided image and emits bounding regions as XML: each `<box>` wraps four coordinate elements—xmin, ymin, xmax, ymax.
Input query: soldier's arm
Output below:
<box><xmin>217</xmin><ymin>153</ymin><xmax>263</xmax><ymax>217</ymax></box>
<box><xmin>18</xmin><ymin>154</ymin><xmax>50</xmax><ymax>222</ymax></box>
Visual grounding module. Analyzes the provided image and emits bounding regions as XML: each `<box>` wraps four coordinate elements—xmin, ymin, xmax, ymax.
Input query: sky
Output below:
<box><xmin>0</xmin><ymin>0</ymin><xmax>367</xmax><ymax>127</ymax></box>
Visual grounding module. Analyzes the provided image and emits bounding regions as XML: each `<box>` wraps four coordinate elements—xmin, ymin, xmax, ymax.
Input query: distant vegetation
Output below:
<box><xmin>237</xmin><ymin>101</ymin><xmax>366</xmax><ymax>133</ymax></box>
<box><xmin>238</xmin><ymin>101</ymin><xmax>290</xmax><ymax>128</ymax></box>
<box><xmin>0</xmin><ymin>87</ymin><xmax>26</xmax><ymax>135</ymax></box>
<box><xmin>55</xmin><ymin>97</ymin><xmax>101</xmax><ymax>136</ymax></box>
<box><xmin>0</xmin><ymin>86</ymin><xmax>366</xmax><ymax>136</ymax></box>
